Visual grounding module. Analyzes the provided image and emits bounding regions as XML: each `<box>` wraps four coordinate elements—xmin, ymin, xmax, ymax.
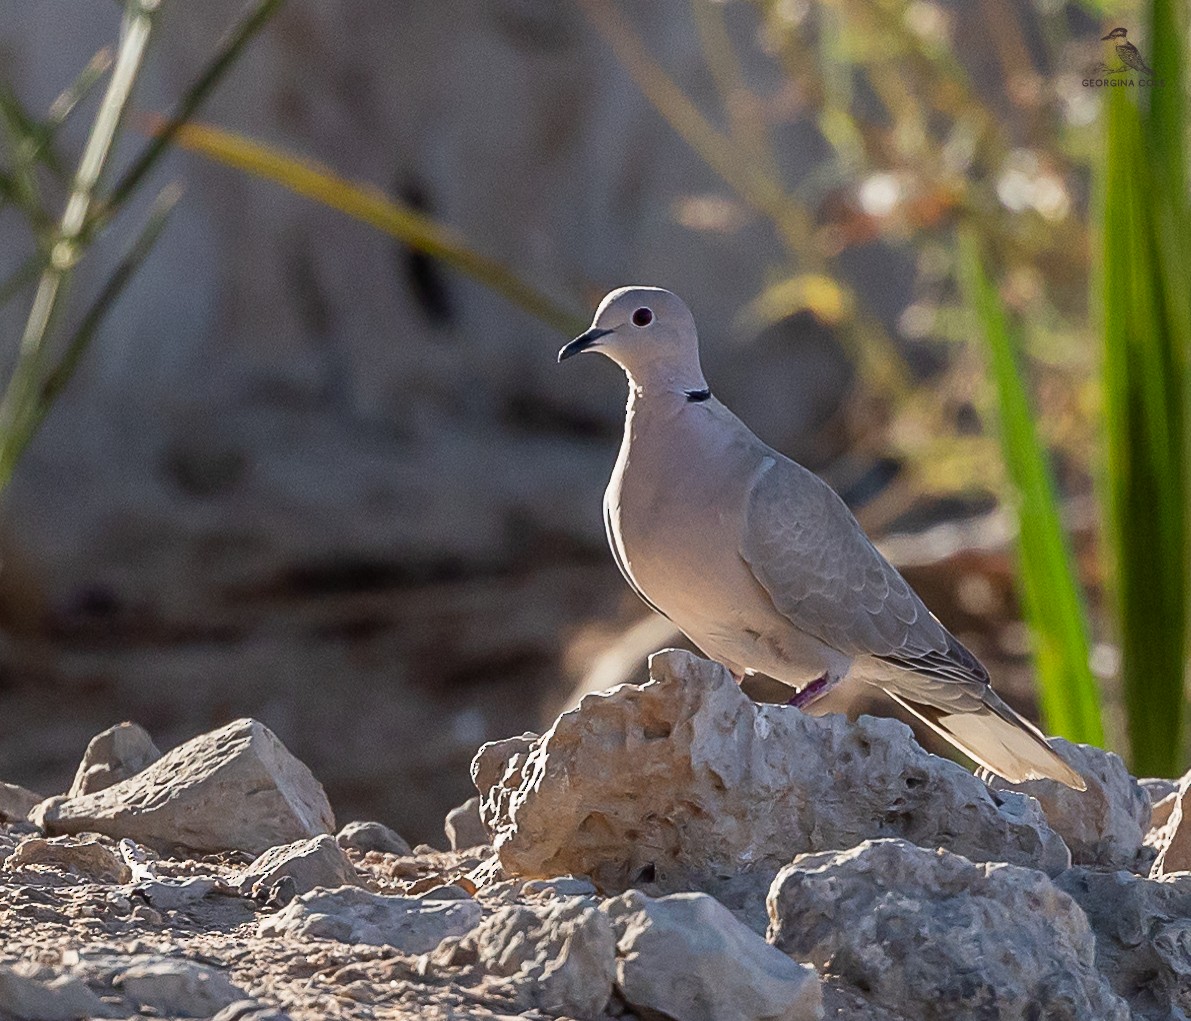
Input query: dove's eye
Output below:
<box><xmin>631</xmin><ymin>307</ymin><xmax>654</xmax><ymax>327</ymax></box>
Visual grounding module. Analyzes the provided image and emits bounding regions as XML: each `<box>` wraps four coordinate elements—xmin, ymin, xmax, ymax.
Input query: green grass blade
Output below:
<box><xmin>0</xmin><ymin>0</ymin><xmax>159</xmax><ymax>487</ymax></box>
<box><xmin>958</xmin><ymin>227</ymin><xmax>1104</xmax><ymax>744</ymax></box>
<box><xmin>47</xmin><ymin>48</ymin><xmax>114</xmax><ymax>130</ymax></box>
<box><xmin>0</xmin><ymin>184</ymin><xmax>180</xmax><ymax>488</ymax></box>
<box><xmin>41</xmin><ymin>186</ymin><xmax>179</xmax><ymax>409</ymax></box>
<box><xmin>1098</xmin><ymin>25</ymin><xmax>1190</xmax><ymax>776</ymax></box>
<box><xmin>97</xmin><ymin>0</ymin><xmax>288</xmax><ymax>227</ymax></box>
<box><xmin>167</xmin><ymin>121</ymin><xmax>584</xmax><ymax>335</ymax></box>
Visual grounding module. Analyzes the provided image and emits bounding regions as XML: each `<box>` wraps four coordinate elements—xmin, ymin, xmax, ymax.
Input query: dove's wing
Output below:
<box><xmin>739</xmin><ymin>454</ymin><xmax>967</xmax><ymax>669</ymax></box>
<box><xmin>739</xmin><ymin>453</ymin><xmax>1086</xmax><ymax>788</ymax></box>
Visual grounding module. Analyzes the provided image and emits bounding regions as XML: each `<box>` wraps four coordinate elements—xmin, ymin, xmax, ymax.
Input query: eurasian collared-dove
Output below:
<box><xmin>559</xmin><ymin>286</ymin><xmax>1086</xmax><ymax>790</ymax></box>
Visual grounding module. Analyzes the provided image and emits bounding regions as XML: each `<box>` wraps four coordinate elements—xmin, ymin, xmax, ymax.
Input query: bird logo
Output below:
<box><xmin>1100</xmin><ymin>27</ymin><xmax>1154</xmax><ymax>76</ymax></box>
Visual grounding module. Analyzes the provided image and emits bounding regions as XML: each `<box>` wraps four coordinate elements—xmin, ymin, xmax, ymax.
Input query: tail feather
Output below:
<box><xmin>886</xmin><ymin>690</ymin><xmax>1087</xmax><ymax>791</ymax></box>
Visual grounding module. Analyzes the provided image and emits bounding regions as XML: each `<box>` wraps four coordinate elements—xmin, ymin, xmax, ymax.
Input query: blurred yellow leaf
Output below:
<box><xmin>738</xmin><ymin>273</ymin><xmax>853</xmax><ymax>333</ymax></box>
<box><xmin>163</xmin><ymin>119</ymin><xmax>584</xmax><ymax>336</ymax></box>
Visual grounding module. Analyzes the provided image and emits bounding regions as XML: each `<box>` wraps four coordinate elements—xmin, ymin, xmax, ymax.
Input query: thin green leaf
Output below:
<box><xmin>0</xmin><ymin>87</ymin><xmax>52</xmax><ymax>228</ymax></box>
<box><xmin>36</xmin><ymin>185</ymin><xmax>180</xmax><ymax>425</ymax></box>
<box><xmin>1098</xmin><ymin>60</ymin><xmax>1189</xmax><ymax>776</ymax></box>
<box><xmin>0</xmin><ymin>0</ymin><xmax>159</xmax><ymax>485</ymax></box>
<box><xmin>47</xmin><ymin>48</ymin><xmax>115</xmax><ymax>129</ymax></box>
<box><xmin>0</xmin><ymin>49</ymin><xmax>115</xmax><ymax>192</ymax></box>
<box><xmin>958</xmin><ymin>226</ymin><xmax>1104</xmax><ymax>745</ymax></box>
<box><xmin>97</xmin><ymin>0</ymin><xmax>287</xmax><ymax>228</ymax></box>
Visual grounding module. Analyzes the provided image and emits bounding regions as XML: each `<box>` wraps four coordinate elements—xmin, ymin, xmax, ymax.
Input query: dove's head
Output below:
<box><xmin>557</xmin><ymin>286</ymin><xmax>707</xmax><ymax>391</ymax></box>
<box><xmin>1102</xmin><ymin>26</ymin><xmax>1127</xmax><ymax>40</ymax></box>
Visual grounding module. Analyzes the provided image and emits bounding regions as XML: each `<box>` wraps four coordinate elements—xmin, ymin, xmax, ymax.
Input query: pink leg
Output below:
<box><xmin>787</xmin><ymin>672</ymin><xmax>835</xmax><ymax>710</ymax></box>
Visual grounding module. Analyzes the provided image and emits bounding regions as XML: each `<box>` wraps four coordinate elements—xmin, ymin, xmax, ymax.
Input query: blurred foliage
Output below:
<box><xmin>164</xmin><ymin>122</ymin><xmax>584</xmax><ymax>336</ymax></box>
<box><xmin>959</xmin><ymin>227</ymin><xmax>1103</xmax><ymax>747</ymax></box>
<box><xmin>2</xmin><ymin>0</ymin><xmax>1187</xmax><ymax>770</ymax></box>
<box><xmin>0</xmin><ymin>0</ymin><xmax>284</xmax><ymax>488</ymax></box>
<box><xmin>580</xmin><ymin>0</ymin><xmax>1098</xmax><ymax>509</ymax></box>
<box><xmin>573</xmin><ymin>0</ymin><xmax>1191</xmax><ymax>770</ymax></box>
<box><xmin>1098</xmin><ymin>0</ymin><xmax>1189</xmax><ymax>777</ymax></box>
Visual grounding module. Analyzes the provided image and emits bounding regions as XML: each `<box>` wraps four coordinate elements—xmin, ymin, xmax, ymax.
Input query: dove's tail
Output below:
<box><xmin>886</xmin><ymin>689</ymin><xmax>1087</xmax><ymax>791</ymax></box>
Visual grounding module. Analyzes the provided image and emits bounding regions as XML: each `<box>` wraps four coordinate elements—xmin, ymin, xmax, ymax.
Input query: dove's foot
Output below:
<box><xmin>787</xmin><ymin>672</ymin><xmax>837</xmax><ymax>710</ymax></box>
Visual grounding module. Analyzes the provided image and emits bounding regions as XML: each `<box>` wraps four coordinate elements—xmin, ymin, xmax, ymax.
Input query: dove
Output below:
<box><xmin>559</xmin><ymin>286</ymin><xmax>1086</xmax><ymax>790</ymax></box>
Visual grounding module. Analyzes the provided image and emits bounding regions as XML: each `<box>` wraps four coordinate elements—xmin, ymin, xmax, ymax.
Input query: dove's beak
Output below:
<box><xmin>558</xmin><ymin>326</ymin><xmax>614</xmax><ymax>363</ymax></box>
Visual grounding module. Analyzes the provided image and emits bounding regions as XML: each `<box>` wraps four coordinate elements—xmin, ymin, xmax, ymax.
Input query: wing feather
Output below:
<box><xmin>739</xmin><ymin>455</ymin><xmax>988</xmax><ymax>705</ymax></box>
<box><xmin>738</xmin><ymin>454</ymin><xmax>1084</xmax><ymax>789</ymax></box>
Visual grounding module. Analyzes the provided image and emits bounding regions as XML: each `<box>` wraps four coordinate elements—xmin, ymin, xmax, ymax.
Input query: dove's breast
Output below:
<box><xmin>603</xmin><ymin>394</ymin><xmax>841</xmax><ymax>682</ymax></box>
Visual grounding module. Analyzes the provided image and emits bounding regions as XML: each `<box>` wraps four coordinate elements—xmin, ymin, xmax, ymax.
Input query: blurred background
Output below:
<box><xmin>0</xmin><ymin>0</ymin><xmax>1186</xmax><ymax>842</ymax></box>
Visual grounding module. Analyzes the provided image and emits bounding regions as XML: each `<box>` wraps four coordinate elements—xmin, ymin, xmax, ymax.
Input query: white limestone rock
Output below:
<box><xmin>5</xmin><ymin>835</ymin><xmax>131</xmax><ymax>885</ymax></box>
<box><xmin>604</xmin><ymin>890</ymin><xmax>822</xmax><ymax>1021</ymax></box>
<box><xmin>1056</xmin><ymin>867</ymin><xmax>1191</xmax><ymax>1020</ymax></box>
<box><xmin>259</xmin><ymin>885</ymin><xmax>481</xmax><ymax>954</ymax></box>
<box><xmin>0</xmin><ymin>964</ymin><xmax>114</xmax><ymax>1020</ymax></box>
<box><xmin>0</xmin><ymin>782</ymin><xmax>43</xmax><ymax>824</ymax></box>
<box><xmin>444</xmin><ymin>795</ymin><xmax>488</xmax><ymax>851</ymax></box>
<box><xmin>766</xmin><ymin>839</ymin><xmax>1129</xmax><ymax>1021</ymax></box>
<box><xmin>336</xmin><ymin>820</ymin><xmax>411</xmax><ymax>856</ymax></box>
<box><xmin>117</xmin><ymin>958</ymin><xmax>245</xmax><ymax>1018</ymax></box>
<box><xmin>1150</xmin><ymin>770</ymin><xmax>1191</xmax><ymax>877</ymax></box>
<box><xmin>1141</xmin><ymin>777</ymin><xmax>1179</xmax><ymax>810</ymax></box>
<box><xmin>1150</xmin><ymin>790</ymin><xmax>1178</xmax><ymax>833</ymax></box>
<box><xmin>985</xmin><ymin>738</ymin><xmax>1150</xmax><ymax>869</ymax></box>
<box><xmin>475</xmin><ymin>650</ymin><xmax>1070</xmax><ymax>900</ymax></box>
<box><xmin>35</xmin><ymin>719</ymin><xmax>334</xmax><ymax>854</ymax></box>
<box><xmin>438</xmin><ymin>898</ymin><xmax>616</xmax><ymax>1018</ymax></box>
<box><xmin>68</xmin><ymin>721</ymin><xmax>162</xmax><ymax>797</ymax></box>
<box><xmin>238</xmin><ymin>834</ymin><xmax>361</xmax><ymax>898</ymax></box>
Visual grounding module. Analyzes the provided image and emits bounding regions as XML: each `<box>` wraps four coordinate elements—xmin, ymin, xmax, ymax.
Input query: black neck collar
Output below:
<box><xmin>685</xmin><ymin>387</ymin><xmax>712</xmax><ymax>403</ymax></box>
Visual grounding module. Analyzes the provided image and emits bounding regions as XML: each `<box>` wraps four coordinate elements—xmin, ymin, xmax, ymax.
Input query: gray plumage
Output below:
<box><xmin>559</xmin><ymin>286</ymin><xmax>1085</xmax><ymax>790</ymax></box>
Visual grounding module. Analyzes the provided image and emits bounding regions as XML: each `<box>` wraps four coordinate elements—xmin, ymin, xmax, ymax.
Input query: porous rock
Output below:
<box><xmin>1151</xmin><ymin>791</ymin><xmax>1178</xmax><ymax>833</ymax></box>
<box><xmin>259</xmin><ymin>885</ymin><xmax>480</xmax><ymax>953</ymax></box>
<box><xmin>68</xmin><ymin>721</ymin><xmax>162</xmax><ymax>797</ymax></box>
<box><xmin>444</xmin><ymin>795</ymin><xmax>488</xmax><ymax>850</ymax></box>
<box><xmin>0</xmin><ymin>964</ymin><xmax>113</xmax><ymax>1020</ymax></box>
<box><xmin>0</xmin><ymin>782</ymin><xmax>42</xmax><ymax>823</ymax></box>
<box><xmin>5</xmin><ymin>835</ymin><xmax>131</xmax><ymax>884</ymax></box>
<box><xmin>1056</xmin><ymin>867</ymin><xmax>1191</xmax><ymax>1020</ymax></box>
<box><xmin>475</xmin><ymin>650</ymin><xmax>1069</xmax><ymax>898</ymax></box>
<box><xmin>985</xmin><ymin>738</ymin><xmax>1150</xmax><ymax>869</ymax></box>
<box><xmin>117</xmin><ymin>958</ymin><xmax>245</xmax><ymax>1018</ymax></box>
<box><xmin>604</xmin><ymin>889</ymin><xmax>821</xmax><ymax>1021</ymax></box>
<box><xmin>135</xmin><ymin>875</ymin><xmax>221</xmax><ymax>910</ymax></box>
<box><xmin>336</xmin><ymin>820</ymin><xmax>411</xmax><ymax>856</ymax></box>
<box><xmin>210</xmin><ymin>1002</ymin><xmax>294</xmax><ymax>1021</ymax></box>
<box><xmin>521</xmin><ymin>876</ymin><xmax>598</xmax><ymax>900</ymax></box>
<box><xmin>1151</xmin><ymin>772</ymin><xmax>1191</xmax><ymax>876</ymax></box>
<box><xmin>238</xmin><ymin>834</ymin><xmax>360</xmax><ymax>897</ymax></box>
<box><xmin>1141</xmin><ymin>777</ymin><xmax>1180</xmax><ymax>808</ymax></box>
<box><xmin>766</xmin><ymin>839</ymin><xmax>1129</xmax><ymax>1021</ymax></box>
<box><xmin>35</xmin><ymin>718</ymin><xmax>334</xmax><ymax>854</ymax></box>
<box><xmin>471</xmin><ymin>732</ymin><xmax>537</xmax><ymax>827</ymax></box>
<box><xmin>441</xmin><ymin>898</ymin><xmax>615</xmax><ymax>1018</ymax></box>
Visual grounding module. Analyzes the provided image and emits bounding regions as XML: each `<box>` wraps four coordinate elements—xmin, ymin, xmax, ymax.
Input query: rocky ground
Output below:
<box><xmin>0</xmin><ymin>649</ymin><xmax>1187</xmax><ymax>1021</ymax></box>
